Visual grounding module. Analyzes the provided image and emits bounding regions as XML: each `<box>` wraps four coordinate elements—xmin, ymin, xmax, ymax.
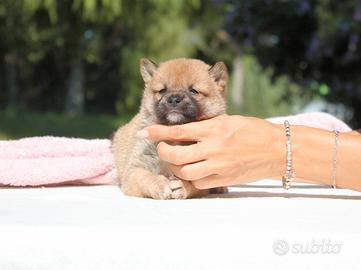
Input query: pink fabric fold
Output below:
<box><xmin>0</xmin><ymin>137</ymin><xmax>118</xmax><ymax>187</ymax></box>
<box><xmin>0</xmin><ymin>112</ymin><xmax>353</xmax><ymax>187</ymax></box>
<box><xmin>267</xmin><ymin>112</ymin><xmax>352</xmax><ymax>132</ymax></box>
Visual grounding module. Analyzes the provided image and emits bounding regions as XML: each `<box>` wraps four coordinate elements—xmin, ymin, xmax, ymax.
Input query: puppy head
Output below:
<box><xmin>140</xmin><ymin>58</ymin><xmax>228</xmax><ymax>125</ymax></box>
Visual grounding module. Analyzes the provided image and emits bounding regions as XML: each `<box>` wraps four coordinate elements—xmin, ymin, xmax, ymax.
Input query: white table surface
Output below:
<box><xmin>1</xmin><ymin>180</ymin><xmax>360</xmax><ymax>270</ymax></box>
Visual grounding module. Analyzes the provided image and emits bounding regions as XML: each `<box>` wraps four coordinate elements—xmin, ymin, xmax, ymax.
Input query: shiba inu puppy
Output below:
<box><xmin>112</xmin><ymin>58</ymin><xmax>228</xmax><ymax>199</ymax></box>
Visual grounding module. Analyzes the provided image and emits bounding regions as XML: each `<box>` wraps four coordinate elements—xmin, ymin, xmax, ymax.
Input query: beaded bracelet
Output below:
<box><xmin>282</xmin><ymin>120</ymin><xmax>295</xmax><ymax>189</ymax></box>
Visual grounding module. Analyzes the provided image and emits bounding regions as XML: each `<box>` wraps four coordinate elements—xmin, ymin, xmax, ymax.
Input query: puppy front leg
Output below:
<box><xmin>121</xmin><ymin>168</ymin><xmax>174</xmax><ymax>199</ymax></box>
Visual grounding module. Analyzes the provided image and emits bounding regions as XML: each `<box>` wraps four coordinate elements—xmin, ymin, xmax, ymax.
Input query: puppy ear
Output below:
<box><xmin>140</xmin><ymin>58</ymin><xmax>158</xmax><ymax>83</ymax></box>
<box><xmin>209</xmin><ymin>62</ymin><xmax>228</xmax><ymax>91</ymax></box>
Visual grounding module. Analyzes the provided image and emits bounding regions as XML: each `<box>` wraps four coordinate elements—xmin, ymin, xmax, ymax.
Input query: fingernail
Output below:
<box><xmin>137</xmin><ymin>129</ymin><xmax>149</xmax><ymax>138</ymax></box>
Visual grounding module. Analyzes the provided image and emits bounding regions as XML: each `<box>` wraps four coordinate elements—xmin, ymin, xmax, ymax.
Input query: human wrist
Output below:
<box><xmin>268</xmin><ymin>123</ymin><xmax>285</xmax><ymax>178</ymax></box>
<box><xmin>268</xmin><ymin>123</ymin><xmax>325</xmax><ymax>184</ymax></box>
<box><xmin>291</xmin><ymin>125</ymin><xmax>334</xmax><ymax>185</ymax></box>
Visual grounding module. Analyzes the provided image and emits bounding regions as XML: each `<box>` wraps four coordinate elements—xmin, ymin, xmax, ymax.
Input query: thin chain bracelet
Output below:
<box><xmin>282</xmin><ymin>120</ymin><xmax>295</xmax><ymax>190</ymax></box>
<box><xmin>332</xmin><ymin>130</ymin><xmax>340</xmax><ymax>189</ymax></box>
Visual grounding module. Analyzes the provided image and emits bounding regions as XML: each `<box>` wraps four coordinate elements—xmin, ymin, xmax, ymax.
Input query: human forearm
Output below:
<box><xmin>272</xmin><ymin>124</ymin><xmax>361</xmax><ymax>191</ymax></box>
<box><xmin>142</xmin><ymin>115</ymin><xmax>361</xmax><ymax>192</ymax></box>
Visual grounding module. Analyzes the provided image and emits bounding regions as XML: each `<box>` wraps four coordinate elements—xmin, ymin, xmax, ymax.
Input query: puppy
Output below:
<box><xmin>112</xmin><ymin>58</ymin><xmax>228</xmax><ymax>199</ymax></box>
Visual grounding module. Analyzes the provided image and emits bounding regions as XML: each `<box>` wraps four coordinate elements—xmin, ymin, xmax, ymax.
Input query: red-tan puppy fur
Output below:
<box><xmin>112</xmin><ymin>58</ymin><xmax>228</xmax><ymax>199</ymax></box>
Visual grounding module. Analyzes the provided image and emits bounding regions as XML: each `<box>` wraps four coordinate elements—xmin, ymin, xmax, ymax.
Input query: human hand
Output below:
<box><xmin>137</xmin><ymin>115</ymin><xmax>283</xmax><ymax>189</ymax></box>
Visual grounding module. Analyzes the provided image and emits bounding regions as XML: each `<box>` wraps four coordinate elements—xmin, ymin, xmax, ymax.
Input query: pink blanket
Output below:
<box><xmin>0</xmin><ymin>112</ymin><xmax>352</xmax><ymax>187</ymax></box>
<box><xmin>0</xmin><ymin>137</ymin><xmax>118</xmax><ymax>186</ymax></box>
<box><xmin>267</xmin><ymin>112</ymin><xmax>351</xmax><ymax>132</ymax></box>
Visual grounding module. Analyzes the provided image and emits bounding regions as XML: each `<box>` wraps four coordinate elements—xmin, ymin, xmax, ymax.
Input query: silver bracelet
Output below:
<box><xmin>282</xmin><ymin>120</ymin><xmax>295</xmax><ymax>190</ymax></box>
<box><xmin>331</xmin><ymin>130</ymin><xmax>340</xmax><ymax>189</ymax></box>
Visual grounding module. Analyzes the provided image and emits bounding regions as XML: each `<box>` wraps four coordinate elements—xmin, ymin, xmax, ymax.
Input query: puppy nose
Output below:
<box><xmin>167</xmin><ymin>94</ymin><xmax>184</xmax><ymax>106</ymax></box>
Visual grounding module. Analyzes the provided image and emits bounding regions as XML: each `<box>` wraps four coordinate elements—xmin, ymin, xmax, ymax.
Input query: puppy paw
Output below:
<box><xmin>169</xmin><ymin>179</ymin><xmax>208</xmax><ymax>199</ymax></box>
<box><xmin>169</xmin><ymin>179</ymin><xmax>188</xmax><ymax>199</ymax></box>
<box><xmin>148</xmin><ymin>175</ymin><xmax>173</xmax><ymax>200</ymax></box>
<box><xmin>148</xmin><ymin>176</ymin><xmax>208</xmax><ymax>200</ymax></box>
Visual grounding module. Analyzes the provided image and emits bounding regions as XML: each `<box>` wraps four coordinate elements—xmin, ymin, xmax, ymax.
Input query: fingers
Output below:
<box><xmin>137</xmin><ymin>118</ymin><xmax>218</xmax><ymax>142</ymax></box>
<box><xmin>192</xmin><ymin>175</ymin><xmax>228</xmax><ymax>190</ymax></box>
<box><xmin>157</xmin><ymin>142</ymin><xmax>206</xmax><ymax>165</ymax></box>
<box><xmin>169</xmin><ymin>160</ymin><xmax>215</xmax><ymax>180</ymax></box>
<box><xmin>169</xmin><ymin>161</ymin><xmax>233</xmax><ymax>189</ymax></box>
<box><xmin>191</xmin><ymin>174</ymin><xmax>256</xmax><ymax>189</ymax></box>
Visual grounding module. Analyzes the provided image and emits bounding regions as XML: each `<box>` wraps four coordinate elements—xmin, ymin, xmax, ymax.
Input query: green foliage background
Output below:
<box><xmin>0</xmin><ymin>0</ymin><xmax>359</xmax><ymax>139</ymax></box>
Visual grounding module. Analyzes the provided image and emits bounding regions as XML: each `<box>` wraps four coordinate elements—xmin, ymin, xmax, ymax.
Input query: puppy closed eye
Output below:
<box><xmin>158</xmin><ymin>88</ymin><xmax>167</xmax><ymax>94</ymax></box>
<box><xmin>189</xmin><ymin>88</ymin><xmax>199</xmax><ymax>95</ymax></box>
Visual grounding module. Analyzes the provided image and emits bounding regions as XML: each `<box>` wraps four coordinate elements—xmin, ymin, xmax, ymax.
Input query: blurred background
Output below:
<box><xmin>0</xmin><ymin>0</ymin><xmax>360</xmax><ymax>139</ymax></box>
